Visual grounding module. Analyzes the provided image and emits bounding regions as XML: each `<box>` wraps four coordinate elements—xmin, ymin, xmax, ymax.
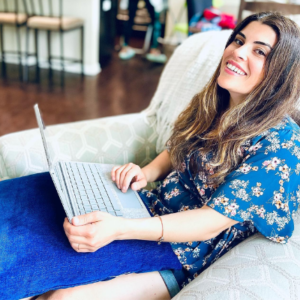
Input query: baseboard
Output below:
<box><xmin>0</xmin><ymin>56</ymin><xmax>101</xmax><ymax>76</ymax></box>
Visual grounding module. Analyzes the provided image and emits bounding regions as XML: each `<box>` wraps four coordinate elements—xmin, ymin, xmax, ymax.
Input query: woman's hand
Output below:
<box><xmin>63</xmin><ymin>211</ymin><xmax>125</xmax><ymax>253</ymax></box>
<box><xmin>111</xmin><ymin>163</ymin><xmax>147</xmax><ymax>193</ymax></box>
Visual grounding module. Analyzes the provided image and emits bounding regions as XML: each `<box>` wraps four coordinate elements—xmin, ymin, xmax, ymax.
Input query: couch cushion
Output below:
<box><xmin>0</xmin><ymin>113</ymin><xmax>157</xmax><ymax>180</ymax></box>
<box><xmin>144</xmin><ymin>30</ymin><xmax>233</xmax><ymax>153</ymax></box>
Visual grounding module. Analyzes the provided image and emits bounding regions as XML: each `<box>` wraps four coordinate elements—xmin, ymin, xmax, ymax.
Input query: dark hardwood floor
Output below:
<box><xmin>0</xmin><ymin>44</ymin><xmax>169</xmax><ymax>137</ymax></box>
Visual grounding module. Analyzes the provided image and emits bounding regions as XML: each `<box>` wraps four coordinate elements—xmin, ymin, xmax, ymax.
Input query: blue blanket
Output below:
<box><xmin>0</xmin><ymin>172</ymin><xmax>181</xmax><ymax>299</ymax></box>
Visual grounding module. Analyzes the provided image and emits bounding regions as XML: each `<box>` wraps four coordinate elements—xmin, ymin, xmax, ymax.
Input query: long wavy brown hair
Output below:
<box><xmin>168</xmin><ymin>12</ymin><xmax>300</xmax><ymax>186</ymax></box>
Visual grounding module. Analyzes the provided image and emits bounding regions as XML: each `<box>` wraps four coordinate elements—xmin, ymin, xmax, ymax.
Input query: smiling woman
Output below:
<box><xmin>219</xmin><ymin>22</ymin><xmax>278</xmax><ymax>104</ymax></box>
<box><xmin>36</xmin><ymin>12</ymin><xmax>300</xmax><ymax>300</ymax></box>
<box><xmin>169</xmin><ymin>12</ymin><xmax>300</xmax><ymax>187</ymax></box>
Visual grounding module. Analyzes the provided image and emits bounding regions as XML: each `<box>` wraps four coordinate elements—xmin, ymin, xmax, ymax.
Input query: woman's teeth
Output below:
<box><xmin>226</xmin><ymin>63</ymin><xmax>246</xmax><ymax>75</ymax></box>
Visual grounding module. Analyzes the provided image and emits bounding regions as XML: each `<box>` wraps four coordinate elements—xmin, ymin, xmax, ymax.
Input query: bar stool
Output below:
<box><xmin>0</xmin><ymin>0</ymin><xmax>28</xmax><ymax>80</ymax></box>
<box><xmin>24</xmin><ymin>0</ymin><xmax>84</xmax><ymax>85</ymax></box>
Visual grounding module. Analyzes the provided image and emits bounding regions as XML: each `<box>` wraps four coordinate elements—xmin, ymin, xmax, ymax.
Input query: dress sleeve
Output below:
<box><xmin>206</xmin><ymin>128</ymin><xmax>300</xmax><ymax>244</ymax></box>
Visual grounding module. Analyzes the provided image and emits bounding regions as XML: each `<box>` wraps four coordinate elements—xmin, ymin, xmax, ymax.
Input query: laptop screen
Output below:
<box><xmin>34</xmin><ymin>104</ymin><xmax>54</xmax><ymax>170</ymax></box>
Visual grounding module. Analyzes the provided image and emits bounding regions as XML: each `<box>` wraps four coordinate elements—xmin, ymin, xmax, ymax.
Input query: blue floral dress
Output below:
<box><xmin>138</xmin><ymin>116</ymin><xmax>300</xmax><ymax>289</ymax></box>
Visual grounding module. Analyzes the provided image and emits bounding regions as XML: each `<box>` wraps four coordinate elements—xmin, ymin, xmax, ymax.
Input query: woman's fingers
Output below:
<box><xmin>121</xmin><ymin>168</ymin><xmax>141</xmax><ymax>192</ymax></box>
<box><xmin>66</xmin><ymin>221</ymin><xmax>102</xmax><ymax>251</ymax></box>
<box><xmin>131</xmin><ymin>178</ymin><xmax>147</xmax><ymax>190</ymax></box>
<box><xmin>111</xmin><ymin>165</ymin><xmax>121</xmax><ymax>181</ymax></box>
<box><xmin>111</xmin><ymin>163</ymin><xmax>146</xmax><ymax>192</ymax></box>
<box><xmin>119</xmin><ymin>163</ymin><xmax>136</xmax><ymax>191</ymax></box>
<box><xmin>64</xmin><ymin>217</ymin><xmax>97</xmax><ymax>238</ymax></box>
<box><xmin>114</xmin><ymin>165</ymin><xmax>128</xmax><ymax>189</ymax></box>
<box><xmin>70</xmin><ymin>243</ymin><xmax>96</xmax><ymax>253</ymax></box>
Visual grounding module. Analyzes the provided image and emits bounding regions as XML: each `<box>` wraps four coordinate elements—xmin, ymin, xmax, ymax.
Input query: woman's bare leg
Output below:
<box><xmin>36</xmin><ymin>271</ymin><xmax>171</xmax><ymax>300</ymax></box>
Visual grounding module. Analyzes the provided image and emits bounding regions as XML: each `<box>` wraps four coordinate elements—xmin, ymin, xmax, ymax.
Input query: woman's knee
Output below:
<box><xmin>37</xmin><ymin>288</ymin><xmax>76</xmax><ymax>300</ymax></box>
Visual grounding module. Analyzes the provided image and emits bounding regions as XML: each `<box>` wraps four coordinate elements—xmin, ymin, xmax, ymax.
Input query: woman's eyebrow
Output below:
<box><xmin>237</xmin><ymin>31</ymin><xmax>273</xmax><ymax>50</ymax></box>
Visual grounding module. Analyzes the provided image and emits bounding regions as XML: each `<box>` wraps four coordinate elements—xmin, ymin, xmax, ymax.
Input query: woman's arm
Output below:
<box><xmin>142</xmin><ymin>149</ymin><xmax>172</xmax><ymax>182</ymax></box>
<box><xmin>63</xmin><ymin>206</ymin><xmax>238</xmax><ymax>252</ymax></box>
<box><xmin>119</xmin><ymin>206</ymin><xmax>238</xmax><ymax>242</ymax></box>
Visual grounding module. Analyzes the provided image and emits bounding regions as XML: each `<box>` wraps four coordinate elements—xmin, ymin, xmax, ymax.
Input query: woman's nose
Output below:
<box><xmin>233</xmin><ymin>45</ymin><xmax>248</xmax><ymax>61</ymax></box>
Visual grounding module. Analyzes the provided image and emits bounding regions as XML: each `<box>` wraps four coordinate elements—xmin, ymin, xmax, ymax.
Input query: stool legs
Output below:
<box><xmin>34</xmin><ymin>29</ymin><xmax>40</xmax><ymax>83</ymax></box>
<box><xmin>24</xmin><ymin>26</ymin><xmax>30</xmax><ymax>82</ymax></box>
<box><xmin>47</xmin><ymin>30</ymin><xmax>53</xmax><ymax>84</ymax></box>
<box><xmin>59</xmin><ymin>30</ymin><xmax>64</xmax><ymax>86</ymax></box>
<box><xmin>0</xmin><ymin>24</ymin><xmax>6</xmax><ymax>78</ymax></box>
<box><xmin>16</xmin><ymin>25</ymin><xmax>22</xmax><ymax>81</ymax></box>
<box><xmin>80</xmin><ymin>26</ymin><xmax>84</xmax><ymax>77</ymax></box>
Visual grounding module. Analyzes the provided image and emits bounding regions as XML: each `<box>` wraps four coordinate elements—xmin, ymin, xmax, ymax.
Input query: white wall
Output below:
<box><xmin>1</xmin><ymin>0</ymin><xmax>101</xmax><ymax>76</ymax></box>
<box><xmin>219</xmin><ymin>0</ymin><xmax>240</xmax><ymax>17</ymax></box>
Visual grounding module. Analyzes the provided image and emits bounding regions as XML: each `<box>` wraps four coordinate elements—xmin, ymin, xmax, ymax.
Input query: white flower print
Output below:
<box><xmin>269</xmin><ymin>235</ymin><xmax>287</xmax><ymax>244</ymax></box>
<box><xmin>279</xmin><ymin>164</ymin><xmax>289</xmax><ymax>173</ymax></box>
<box><xmin>229</xmin><ymin>180</ymin><xmax>249</xmax><ymax>190</ymax></box>
<box><xmin>281</xmin><ymin>172</ymin><xmax>289</xmax><ymax>180</ymax></box>
<box><xmin>266</xmin><ymin>211</ymin><xmax>290</xmax><ymax>231</ymax></box>
<box><xmin>292</xmin><ymin>145</ymin><xmax>300</xmax><ymax>159</ymax></box>
<box><xmin>174</xmin><ymin>248</ymin><xmax>185</xmax><ymax>258</ymax></box>
<box><xmin>225</xmin><ymin>202</ymin><xmax>239</xmax><ymax>216</ymax></box>
<box><xmin>256</xmin><ymin>207</ymin><xmax>266</xmax><ymax>218</ymax></box>
<box><xmin>215</xmin><ymin>240</ymin><xmax>226</xmax><ymax>249</ymax></box>
<box><xmin>220</xmin><ymin>197</ymin><xmax>229</xmax><ymax>205</ymax></box>
<box><xmin>291</xmin><ymin>132</ymin><xmax>300</xmax><ymax>143</ymax></box>
<box><xmin>183</xmin><ymin>264</ymin><xmax>194</xmax><ymax>271</ymax></box>
<box><xmin>164</xmin><ymin>188</ymin><xmax>180</xmax><ymax>200</ymax></box>
<box><xmin>196</xmin><ymin>185</ymin><xmax>206</xmax><ymax>196</ymax></box>
<box><xmin>281</xmin><ymin>202</ymin><xmax>289</xmax><ymax>212</ymax></box>
<box><xmin>262</xmin><ymin>157</ymin><xmax>281</xmax><ymax>172</ymax></box>
<box><xmin>282</xmin><ymin>140</ymin><xmax>294</xmax><ymax>149</ymax></box>
<box><xmin>274</xmin><ymin>192</ymin><xmax>283</xmax><ymax>201</ymax></box>
<box><xmin>240</xmin><ymin>210</ymin><xmax>251</xmax><ymax>220</ymax></box>
<box><xmin>252</xmin><ymin>184</ymin><xmax>264</xmax><ymax>197</ymax></box>
<box><xmin>265</xmin><ymin>132</ymin><xmax>281</xmax><ymax>154</ymax></box>
<box><xmin>179</xmin><ymin>205</ymin><xmax>190</xmax><ymax>212</ymax></box>
<box><xmin>296</xmin><ymin>186</ymin><xmax>300</xmax><ymax>204</ymax></box>
<box><xmin>192</xmin><ymin>247</ymin><xmax>200</xmax><ymax>258</ymax></box>
<box><xmin>213</xmin><ymin>197</ymin><xmax>222</xmax><ymax>205</ymax></box>
<box><xmin>238</xmin><ymin>163</ymin><xmax>252</xmax><ymax>174</ymax></box>
<box><xmin>249</xmin><ymin>142</ymin><xmax>263</xmax><ymax>154</ymax></box>
<box><xmin>295</xmin><ymin>163</ymin><xmax>300</xmax><ymax>175</ymax></box>
<box><xmin>271</xmin><ymin>157</ymin><xmax>281</xmax><ymax>167</ymax></box>
<box><xmin>230</xmin><ymin>180</ymin><xmax>251</xmax><ymax>202</ymax></box>
<box><xmin>233</xmin><ymin>188</ymin><xmax>251</xmax><ymax>201</ymax></box>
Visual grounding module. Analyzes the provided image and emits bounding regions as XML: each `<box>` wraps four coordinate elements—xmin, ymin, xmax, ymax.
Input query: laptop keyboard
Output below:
<box><xmin>62</xmin><ymin>162</ymin><xmax>122</xmax><ymax>216</ymax></box>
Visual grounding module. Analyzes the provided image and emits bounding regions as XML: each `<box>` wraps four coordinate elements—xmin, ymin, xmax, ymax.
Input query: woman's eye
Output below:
<box><xmin>234</xmin><ymin>38</ymin><xmax>243</xmax><ymax>45</ymax></box>
<box><xmin>256</xmin><ymin>49</ymin><xmax>266</xmax><ymax>56</ymax></box>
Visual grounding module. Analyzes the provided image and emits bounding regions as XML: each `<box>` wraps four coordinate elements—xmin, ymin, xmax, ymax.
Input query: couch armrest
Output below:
<box><xmin>0</xmin><ymin>113</ymin><xmax>158</xmax><ymax>179</ymax></box>
<box><xmin>173</xmin><ymin>215</ymin><xmax>300</xmax><ymax>299</ymax></box>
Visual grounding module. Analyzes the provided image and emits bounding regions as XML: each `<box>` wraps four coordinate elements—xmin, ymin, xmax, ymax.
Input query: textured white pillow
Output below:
<box><xmin>144</xmin><ymin>30</ymin><xmax>232</xmax><ymax>153</ymax></box>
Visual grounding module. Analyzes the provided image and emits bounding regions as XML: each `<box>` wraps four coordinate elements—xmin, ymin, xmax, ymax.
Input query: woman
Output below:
<box><xmin>40</xmin><ymin>12</ymin><xmax>300</xmax><ymax>300</ymax></box>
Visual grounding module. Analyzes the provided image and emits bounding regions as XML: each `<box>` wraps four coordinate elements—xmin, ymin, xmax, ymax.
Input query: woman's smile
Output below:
<box><xmin>225</xmin><ymin>60</ymin><xmax>247</xmax><ymax>76</ymax></box>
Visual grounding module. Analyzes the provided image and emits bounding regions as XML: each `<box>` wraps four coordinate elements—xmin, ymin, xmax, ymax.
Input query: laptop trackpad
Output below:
<box><xmin>110</xmin><ymin>183</ymin><xmax>143</xmax><ymax>209</ymax></box>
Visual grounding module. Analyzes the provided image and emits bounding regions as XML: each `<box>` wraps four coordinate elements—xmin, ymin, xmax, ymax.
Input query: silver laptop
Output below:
<box><xmin>34</xmin><ymin>104</ymin><xmax>150</xmax><ymax>222</ymax></box>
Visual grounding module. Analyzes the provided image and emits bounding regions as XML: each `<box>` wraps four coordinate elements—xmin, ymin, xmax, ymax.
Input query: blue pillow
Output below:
<box><xmin>0</xmin><ymin>172</ymin><xmax>181</xmax><ymax>300</ymax></box>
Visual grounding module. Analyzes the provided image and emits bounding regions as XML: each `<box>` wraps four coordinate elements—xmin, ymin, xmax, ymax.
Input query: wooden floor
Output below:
<box><xmin>0</xmin><ymin>47</ymin><xmax>168</xmax><ymax>137</ymax></box>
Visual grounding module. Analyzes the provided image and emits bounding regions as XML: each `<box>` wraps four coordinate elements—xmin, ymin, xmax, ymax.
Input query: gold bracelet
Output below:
<box><xmin>155</xmin><ymin>215</ymin><xmax>164</xmax><ymax>245</ymax></box>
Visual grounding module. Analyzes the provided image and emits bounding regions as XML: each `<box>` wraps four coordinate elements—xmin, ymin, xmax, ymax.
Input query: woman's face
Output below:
<box><xmin>217</xmin><ymin>21</ymin><xmax>278</xmax><ymax>106</ymax></box>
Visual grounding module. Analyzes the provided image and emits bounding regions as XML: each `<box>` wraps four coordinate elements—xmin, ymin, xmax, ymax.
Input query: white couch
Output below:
<box><xmin>1</xmin><ymin>30</ymin><xmax>299</xmax><ymax>299</ymax></box>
